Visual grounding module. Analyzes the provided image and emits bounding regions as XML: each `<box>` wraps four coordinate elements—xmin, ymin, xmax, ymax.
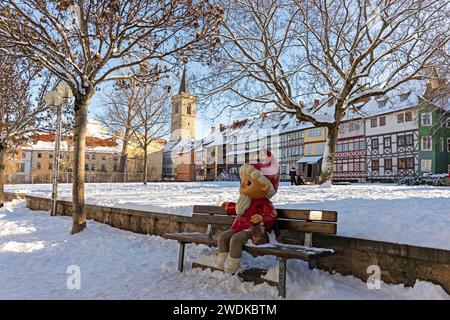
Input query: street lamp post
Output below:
<box><xmin>45</xmin><ymin>81</ymin><xmax>72</xmax><ymax>216</ymax></box>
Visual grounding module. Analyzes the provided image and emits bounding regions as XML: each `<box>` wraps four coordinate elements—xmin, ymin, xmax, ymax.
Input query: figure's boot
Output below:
<box><xmin>225</xmin><ymin>257</ymin><xmax>241</xmax><ymax>274</ymax></box>
<box><xmin>215</xmin><ymin>252</ymin><xmax>228</xmax><ymax>270</ymax></box>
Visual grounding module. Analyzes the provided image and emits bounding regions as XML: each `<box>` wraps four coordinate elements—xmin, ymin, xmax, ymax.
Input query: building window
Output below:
<box><xmin>101</xmin><ymin>164</ymin><xmax>107</xmax><ymax>172</ymax></box>
<box><xmin>49</xmin><ymin>153</ymin><xmax>53</xmax><ymax>159</ymax></box>
<box><xmin>379</xmin><ymin>116</ymin><xmax>386</xmax><ymax>126</ymax></box>
<box><xmin>187</xmin><ymin>104</ymin><xmax>192</xmax><ymax>115</ymax></box>
<box><xmin>175</xmin><ymin>105</ymin><xmax>179</xmax><ymax>114</ymax></box>
<box><xmin>92</xmin><ymin>154</ymin><xmax>96</xmax><ymax>160</ymax></box>
<box><xmin>371</xmin><ymin>138</ymin><xmax>379</xmax><ymax>150</ymax></box>
<box><xmin>317</xmin><ymin>143</ymin><xmax>324</xmax><ymax>154</ymax></box>
<box><xmin>354</xmin><ymin>162</ymin><xmax>360</xmax><ymax>171</ymax></box>
<box><xmin>421</xmin><ymin>136</ymin><xmax>432</xmax><ymax>151</ymax></box>
<box><xmin>371</xmin><ymin>118</ymin><xmax>377</xmax><ymax>128</ymax></box>
<box><xmin>421</xmin><ymin>159</ymin><xmax>432</xmax><ymax>172</ymax></box>
<box><xmin>308</xmin><ymin>128</ymin><xmax>322</xmax><ymax>137</ymax></box>
<box><xmin>406</xmin><ymin>134</ymin><xmax>413</xmax><ymax>146</ymax></box>
<box><xmin>349</xmin><ymin>122</ymin><xmax>360</xmax><ymax>132</ymax></box>
<box><xmin>91</xmin><ymin>164</ymin><xmax>95</xmax><ymax>171</ymax></box>
<box><xmin>439</xmin><ymin>137</ymin><xmax>444</xmax><ymax>152</ymax></box>
<box><xmin>377</xmin><ymin>99</ymin><xmax>387</xmax><ymax>108</ymax></box>
<box><xmin>372</xmin><ymin>160</ymin><xmax>379</xmax><ymax>171</ymax></box>
<box><xmin>102</xmin><ymin>155</ymin><xmax>106</xmax><ymax>161</ymax></box>
<box><xmin>16</xmin><ymin>163</ymin><xmax>25</xmax><ymax>173</ymax></box>
<box><xmin>37</xmin><ymin>153</ymin><xmax>42</xmax><ymax>158</ymax></box>
<box><xmin>397</xmin><ymin>113</ymin><xmax>404</xmax><ymax>123</ymax></box>
<box><xmin>360</xmin><ymin>140</ymin><xmax>366</xmax><ymax>150</ymax></box>
<box><xmin>398</xmin><ymin>135</ymin><xmax>406</xmax><ymax>146</ymax></box>
<box><xmin>48</xmin><ymin>163</ymin><xmax>52</xmax><ymax>170</ymax></box>
<box><xmin>385</xmin><ymin>159</ymin><xmax>392</xmax><ymax>171</ymax></box>
<box><xmin>398</xmin><ymin>158</ymin><xmax>406</xmax><ymax>169</ymax></box>
<box><xmin>37</xmin><ymin>162</ymin><xmax>41</xmax><ymax>170</ymax></box>
<box><xmin>86</xmin><ymin>154</ymin><xmax>89</xmax><ymax>160</ymax></box>
<box><xmin>399</xmin><ymin>92</ymin><xmax>410</xmax><ymax>101</ymax></box>
<box><xmin>383</xmin><ymin>137</ymin><xmax>391</xmax><ymax>148</ymax></box>
<box><xmin>421</xmin><ymin>112</ymin><xmax>432</xmax><ymax>126</ymax></box>
<box><xmin>405</xmin><ymin>111</ymin><xmax>412</xmax><ymax>122</ymax></box>
<box><xmin>399</xmin><ymin>157</ymin><xmax>414</xmax><ymax>170</ymax></box>
<box><xmin>339</xmin><ymin>124</ymin><xmax>346</xmax><ymax>134</ymax></box>
<box><xmin>85</xmin><ymin>164</ymin><xmax>89</xmax><ymax>171</ymax></box>
<box><xmin>406</xmin><ymin>157</ymin><xmax>414</xmax><ymax>169</ymax></box>
<box><xmin>306</xmin><ymin>144</ymin><xmax>313</xmax><ymax>154</ymax></box>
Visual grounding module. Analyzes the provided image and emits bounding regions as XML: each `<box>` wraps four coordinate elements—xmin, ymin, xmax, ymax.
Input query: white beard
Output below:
<box><xmin>236</xmin><ymin>194</ymin><xmax>252</xmax><ymax>216</ymax></box>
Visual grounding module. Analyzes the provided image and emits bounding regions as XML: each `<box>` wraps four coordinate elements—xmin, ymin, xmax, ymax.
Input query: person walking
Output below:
<box><xmin>289</xmin><ymin>166</ymin><xmax>297</xmax><ymax>185</ymax></box>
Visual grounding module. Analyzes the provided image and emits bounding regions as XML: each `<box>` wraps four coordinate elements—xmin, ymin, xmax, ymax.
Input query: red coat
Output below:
<box><xmin>226</xmin><ymin>198</ymin><xmax>278</xmax><ymax>232</ymax></box>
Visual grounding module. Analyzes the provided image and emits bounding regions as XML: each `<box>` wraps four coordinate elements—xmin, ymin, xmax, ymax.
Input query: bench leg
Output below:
<box><xmin>178</xmin><ymin>241</ymin><xmax>186</xmax><ymax>272</ymax></box>
<box><xmin>308</xmin><ymin>256</ymin><xmax>317</xmax><ymax>270</ymax></box>
<box><xmin>277</xmin><ymin>257</ymin><xmax>287</xmax><ymax>298</ymax></box>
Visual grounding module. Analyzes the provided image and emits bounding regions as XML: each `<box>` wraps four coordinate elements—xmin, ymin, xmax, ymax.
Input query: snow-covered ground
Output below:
<box><xmin>6</xmin><ymin>182</ymin><xmax>450</xmax><ymax>250</ymax></box>
<box><xmin>1</xmin><ymin>200</ymin><xmax>448</xmax><ymax>300</ymax></box>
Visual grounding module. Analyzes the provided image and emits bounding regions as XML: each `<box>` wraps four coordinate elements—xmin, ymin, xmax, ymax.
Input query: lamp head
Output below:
<box><xmin>44</xmin><ymin>90</ymin><xmax>62</xmax><ymax>107</ymax></box>
<box><xmin>56</xmin><ymin>81</ymin><xmax>73</xmax><ymax>100</ymax></box>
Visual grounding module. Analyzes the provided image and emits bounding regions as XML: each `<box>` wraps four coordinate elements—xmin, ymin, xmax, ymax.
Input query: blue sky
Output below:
<box><xmin>88</xmin><ymin>61</ymin><xmax>238</xmax><ymax>141</ymax></box>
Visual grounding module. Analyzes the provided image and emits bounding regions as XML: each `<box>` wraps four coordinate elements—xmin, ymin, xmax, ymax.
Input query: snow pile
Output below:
<box><xmin>7</xmin><ymin>182</ymin><xmax>450</xmax><ymax>250</ymax></box>
<box><xmin>0</xmin><ymin>200</ymin><xmax>448</xmax><ymax>300</ymax></box>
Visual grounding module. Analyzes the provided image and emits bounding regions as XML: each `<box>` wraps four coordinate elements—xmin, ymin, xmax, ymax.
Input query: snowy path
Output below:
<box><xmin>0</xmin><ymin>200</ymin><xmax>448</xmax><ymax>300</ymax></box>
<box><xmin>6</xmin><ymin>182</ymin><xmax>450</xmax><ymax>250</ymax></box>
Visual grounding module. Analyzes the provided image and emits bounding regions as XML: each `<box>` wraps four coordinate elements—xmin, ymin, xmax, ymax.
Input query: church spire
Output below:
<box><xmin>178</xmin><ymin>64</ymin><xmax>189</xmax><ymax>94</ymax></box>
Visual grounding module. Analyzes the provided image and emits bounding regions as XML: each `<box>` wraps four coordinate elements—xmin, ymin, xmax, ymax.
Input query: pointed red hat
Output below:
<box><xmin>249</xmin><ymin>149</ymin><xmax>280</xmax><ymax>192</ymax></box>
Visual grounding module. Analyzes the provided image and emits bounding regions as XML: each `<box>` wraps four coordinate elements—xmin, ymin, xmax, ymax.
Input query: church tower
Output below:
<box><xmin>170</xmin><ymin>65</ymin><xmax>197</xmax><ymax>141</ymax></box>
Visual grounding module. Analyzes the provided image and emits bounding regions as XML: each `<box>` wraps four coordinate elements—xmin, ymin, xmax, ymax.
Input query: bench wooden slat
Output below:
<box><xmin>193</xmin><ymin>205</ymin><xmax>337</xmax><ymax>222</ymax></box>
<box><xmin>162</xmin><ymin>233</ymin><xmax>334</xmax><ymax>260</ymax></box>
<box><xmin>277</xmin><ymin>219</ymin><xmax>337</xmax><ymax>235</ymax></box>
<box><xmin>277</xmin><ymin>209</ymin><xmax>337</xmax><ymax>222</ymax></box>
<box><xmin>192</xmin><ymin>213</ymin><xmax>337</xmax><ymax>235</ymax></box>
<box><xmin>192</xmin><ymin>214</ymin><xmax>235</xmax><ymax>225</ymax></box>
<box><xmin>193</xmin><ymin>205</ymin><xmax>226</xmax><ymax>214</ymax></box>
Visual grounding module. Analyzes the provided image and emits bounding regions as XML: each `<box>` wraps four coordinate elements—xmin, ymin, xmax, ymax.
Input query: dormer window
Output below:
<box><xmin>399</xmin><ymin>92</ymin><xmax>410</xmax><ymax>102</ymax></box>
<box><xmin>377</xmin><ymin>99</ymin><xmax>387</xmax><ymax>108</ymax></box>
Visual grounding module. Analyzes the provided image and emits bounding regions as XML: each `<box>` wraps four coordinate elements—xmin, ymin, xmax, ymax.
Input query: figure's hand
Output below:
<box><xmin>250</xmin><ymin>214</ymin><xmax>263</xmax><ymax>225</ymax></box>
<box><xmin>221</xmin><ymin>202</ymin><xmax>228</xmax><ymax>211</ymax></box>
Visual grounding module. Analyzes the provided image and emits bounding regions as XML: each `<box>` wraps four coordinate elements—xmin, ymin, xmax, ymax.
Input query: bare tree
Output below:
<box><xmin>131</xmin><ymin>84</ymin><xmax>171</xmax><ymax>185</ymax></box>
<box><xmin>198</xmin><ymin>0</ymin><xmax>449</xmax><ymax>184</ymax></box>
<box><xmin>97</xmin><ymin>74</ymin><xmax>157</xmax><ymax>181</ymax></box>
<box><xmin>0</xmin><ymin>55</ymin><xmax>51</xmax><ymax>207</ymax></box>
<box><xmin>0</xmin><ymin>1</ymin><xmax>221</xmax><ymax>233</ymax></box>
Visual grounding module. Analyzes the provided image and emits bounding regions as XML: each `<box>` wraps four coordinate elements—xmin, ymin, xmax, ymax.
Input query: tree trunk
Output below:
<box><xmin>0</xmin><ymin>144</ymin><xmax>6</xmax><ymax>208</ymax></box>
<box><xmin>119</xmin><ymin>135</ymin><xmax>129</xmax><ymax>182</ymax></box>
<box><xmin>143</xmin><ymin>144</ymin><xmax>148</xmax><ymax>185</ymax></box>
<box><xmin>71</xmin><ymin>93</ymin><xmax>91</xmax><ymax>234</ymax></box>
<box><xmin>319</xmin><ymin>125</ymin><xmax>338</xmax><ymax>185</ymax></box>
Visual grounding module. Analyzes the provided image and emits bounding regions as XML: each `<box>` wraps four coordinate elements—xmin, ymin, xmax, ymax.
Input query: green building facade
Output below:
<box><xmin>418</xmin><ymin>103</ymin><xmax>450</xmax><ymax>176</ymax></box>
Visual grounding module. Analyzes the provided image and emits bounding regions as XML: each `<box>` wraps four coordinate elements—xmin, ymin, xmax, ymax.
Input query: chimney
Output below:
<box><xmin>220</xmin><ymin>123</ymin><xmax>225</xmax><ymax>132</ymax></box>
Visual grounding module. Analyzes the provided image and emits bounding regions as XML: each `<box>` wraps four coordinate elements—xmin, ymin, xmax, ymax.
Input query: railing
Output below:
<box><xmin>5</xmin><ymin>172</ymin><xmax>164</xmax><ymax>184</ymax></box>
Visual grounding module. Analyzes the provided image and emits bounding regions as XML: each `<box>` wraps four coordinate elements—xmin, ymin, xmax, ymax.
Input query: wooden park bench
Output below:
<box><xmin>163</xmin><ymin>205</ymin><xmax>338</xmax><ymax>298</ymax></box>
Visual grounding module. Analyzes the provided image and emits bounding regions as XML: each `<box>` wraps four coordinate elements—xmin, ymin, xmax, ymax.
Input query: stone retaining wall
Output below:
<box><xmin>6</xmin><ymin>192</ymin><xmax>449</xmax><ymax>295</ymax></box>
